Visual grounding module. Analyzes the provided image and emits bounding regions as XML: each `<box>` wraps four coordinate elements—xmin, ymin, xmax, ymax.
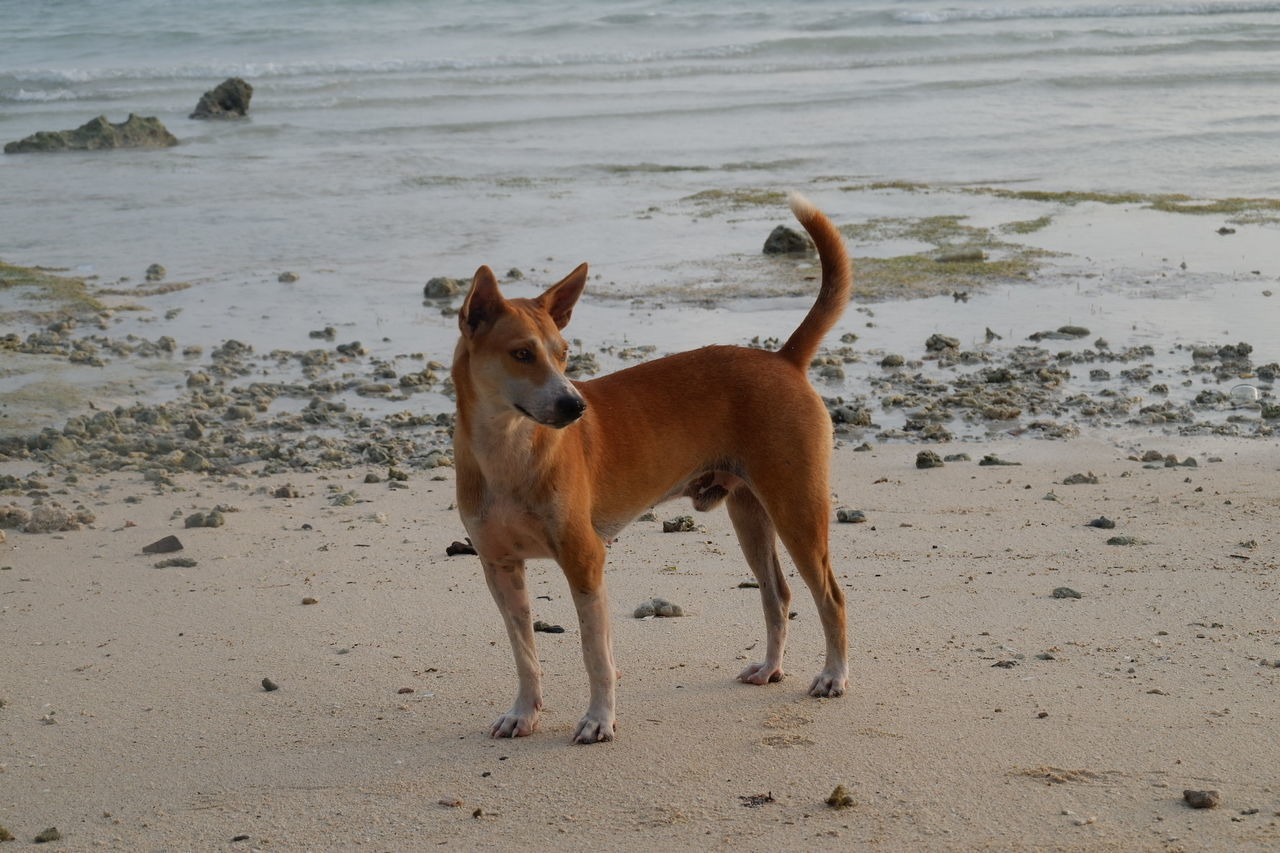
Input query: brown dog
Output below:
<box><xmin>451</xmin><ymin>194</ymin><xmax>851</xmax><ymax>743</ymax></box>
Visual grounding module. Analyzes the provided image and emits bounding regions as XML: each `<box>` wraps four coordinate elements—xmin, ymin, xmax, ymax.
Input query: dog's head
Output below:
<box><xmin>456</xmin><ymin>264</ymin><xmax>588</xmax><ymax>428</ymax></box>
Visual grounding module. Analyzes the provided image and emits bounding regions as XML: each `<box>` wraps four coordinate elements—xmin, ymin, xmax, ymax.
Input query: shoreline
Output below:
<box><xmin>3</xmin><ymin>187</ymin><xmax>1279</xmax><ymax>462</ymax></box>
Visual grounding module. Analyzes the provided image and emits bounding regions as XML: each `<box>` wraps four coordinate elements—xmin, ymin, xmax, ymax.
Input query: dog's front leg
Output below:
<box><xmin>561</xmin><ymin>537</ymin><xmax>617</xmax><ymax>744</ymax></box>
<box><xmin>481</xmin><ymin>557</ymin><xmax>543</xmax><ymax>738</ymax></box>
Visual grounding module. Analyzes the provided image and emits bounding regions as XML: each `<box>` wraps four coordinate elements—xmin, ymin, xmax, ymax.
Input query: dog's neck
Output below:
<box><xmin>463</xmin><ymin>404</ymin><xmax>567</xmax><ymax>489</ymax></box>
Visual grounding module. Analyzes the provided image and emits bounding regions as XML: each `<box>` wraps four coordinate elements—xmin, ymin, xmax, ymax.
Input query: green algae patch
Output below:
<box><xmin>683</xmin><ymin>188</ymin><xmax>790</xmax><ymax>213</ymax></box>
<box><xmin>1002</xmin><ymin>215</ymin><xmax>1053</xmax><ymax>234</ymax></box>
<box><xmin>969</xmin><ymin>188</ymin><xmax>1163</xmax><ymax>206</ymax></box>
<box><xmin>858</xmin><ymin>253</ymin><xmax>1037</xmax><ymax>300</ymax></box>
<box><xmin>1148</xmin><ymin>196</ymin><xmax>1280</xmax><ymax>220</ymax></box>
<box><xmin>838</xmin><ymin>215</ymin><xmax>1050</xmax><ymax>299</ymax></box>
<box><xmin>841</xmin><ymin>214</ymin><xmax>990</xmax><ymax>247</ymax></box>
<box><xmin>839</xmin><ymin>180</ymin><xmax>934</xmax><ymax>193</ymax></box>
<box><xmin>840</xmin><ymin>182</ymin><xmax>1280</xmax><ymax>224</ymax></box>
<box><xmin>0</xmin><ymin>261</ymin><xmax>104</xmax><ymax>317</ymax></box>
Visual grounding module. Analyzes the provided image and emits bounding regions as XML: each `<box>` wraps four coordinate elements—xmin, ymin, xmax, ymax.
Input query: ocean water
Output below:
<box><xmin>2</xmin><ymin>0</ymin><xmax>1279</xmax><ymax>435</ymax></box>
<box><xmin>4</xmin><ymin>0</ymin><xmax>1280</xmax><ymax>275</ymax></box>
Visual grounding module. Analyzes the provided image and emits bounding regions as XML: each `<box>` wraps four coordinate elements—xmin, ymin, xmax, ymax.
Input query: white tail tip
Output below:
<box><xmin>789</xmin><ymin>191</ymin><xmax>817</xmax><ymax>221</ymax></box>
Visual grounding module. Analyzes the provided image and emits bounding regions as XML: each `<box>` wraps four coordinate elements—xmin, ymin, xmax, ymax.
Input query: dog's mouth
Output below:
<box><xmin>513</xmin><ymin>401</ymin><xmax>585</xmax><ymax>429</ymax></box>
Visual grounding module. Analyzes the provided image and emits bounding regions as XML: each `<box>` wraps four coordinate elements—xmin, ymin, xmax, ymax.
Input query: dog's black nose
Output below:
<box><xmin>553</xmin><ymin>394</ymin><xmax>587</xmax><ymax>426</ymax></box>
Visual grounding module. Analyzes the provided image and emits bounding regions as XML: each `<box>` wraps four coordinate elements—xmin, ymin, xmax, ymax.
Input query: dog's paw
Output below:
<box><xmin>807</xmin><ymin>670</ymin><xmax>848</xmax><ymax>698</ymax></box>
<box><xmin>737</xmin><ymin>662</ymin><xmax>785</xmax><ymax>685</ymax></box>
<box><xmin>571</xmin><ymin>713</ymin><xmax>615</xmax><ymax>744</ymax></box>
<box><xmin>490</xmin><ymin>709</ymin><xmax>539</xmax><ymax>738</ymax></box>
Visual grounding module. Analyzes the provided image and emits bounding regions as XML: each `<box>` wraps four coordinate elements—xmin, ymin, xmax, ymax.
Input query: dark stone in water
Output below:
<box><xmin>424</xmin><ymin>277</ymin><xmax>465</xmax><ymax>298</ymax></box>
<box><xmin>5</xmin><ymin>114</ymin><xmax>178</xmax><ymax>153</ymax></box>
<box><xmin>1029</xmin><ymin>325</ymin><xmax>1091</xmax><ymax>341</ymax></box>
<box><xmin>925</xmin><ymin>334</ymin><xmax>960</xmax><ymax>352</ymax></box>
<box><xmin>190</xmin><ymin>77</ymin><xmax>253</xmax><ymax>119</ymax></box>
<box><xmin>762</xmin><ymin>224</ymin><xmax>809</xmax><ymax>254</ymax></box>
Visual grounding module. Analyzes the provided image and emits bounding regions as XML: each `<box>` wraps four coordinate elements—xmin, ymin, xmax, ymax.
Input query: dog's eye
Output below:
<box><xmin>511</xmin><ymin>348</ymin><xmax>534</xmax><ymax>363</ymax></box>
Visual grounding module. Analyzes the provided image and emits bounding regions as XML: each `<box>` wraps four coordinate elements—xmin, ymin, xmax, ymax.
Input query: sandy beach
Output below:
<box><xmin>5</xmin><ymin>2</ymin><xmax>1280</xmax><ymax>849</ymax></box>
<box><xmin>3</xmin><ymin>434</ymin><xmax>1278</xmax><ymax>851</ymax></box>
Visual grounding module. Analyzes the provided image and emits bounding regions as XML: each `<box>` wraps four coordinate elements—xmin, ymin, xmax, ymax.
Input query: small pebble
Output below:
<box><xmin>533</xmin><ymin>620</ymin><xmax>565</xmax><ymax>633</ymax></box>
<box><xmin>141</xmin><ymin>534</ymin><xmax>183</xmax><ymax>554</ymax></box>
<box><xmin>1184</xmin><ymin>789</ymin><xmax>1221</xmax><ymax>809</ymax></box>
<box><xmin>826</xmin><ymin>785</ymin><xmax>855</xmax><ymax>809</ymax></box>
<box><xmin>835</xmin><ymin>507</ymin><xmax>866</xmax><ymax>523</ymax></box>
<box><xmin>1062</xmin><ymin>472</ymin><xmax>1099</xmax><ymax>485</ymax></box>
<box><xmin>663</xmin><ymin>515</ymin><xmax>695</xmax><ymax>532</ymax></box>
<box><xmin>33</xmin><ymin>828</ymin><xmax>61</xmax><ymax>844</ymax></box>
<box><xmin>278</xmin><ymin>271</ymin><xmax>300</xmax><ymax>283</ymax></box>
<box><xmin>302</xmin><ymin>597</ymin><xmax>318</xmax><ymax>605</ymax></box>
<box><xmin>1052</xmin><ymin>586</ymin><xmax>1082</xmax><ymax>599</ymax></box>
<box><xmin>1107</xmin><ymin>535</ymin><xmax>1140</xmax><ymax>546</ymax></box>
<box><xmin>261</xmin><ymin>677</ymin><xmax>279</xmax><ymax>692</ymax></box>
<box><xmin>184</xmin><ymin>510</ymin><xmax>225</xmax><ymax>528</ymax></box>
<box><xmin>446</xmin><ymin>539</ymin><xmax>477</xmax><ymax>556</ymax></box>
<box><xmin>634</xmin><ymin>597</ymin><xmax>684</xmax><ymax>619</ymax></box>
<box><xmin>154</xmin><ymin>557</ymin><xmax>197</xmax><ymax>568</ymax></box>
<box><xmin>978</xmin><ymin>454</ymin><xmax>1020</xmax><ymax>466</ymax></box>
<box><xmin>1086</xmin><ymin>516</ymin><xmax>1116</xmax><ymax>529</ymax></box>
<box><xmin>916</xmin><ymin>450</ymin><xmax>944</xmax><ymax>469</ymax></box>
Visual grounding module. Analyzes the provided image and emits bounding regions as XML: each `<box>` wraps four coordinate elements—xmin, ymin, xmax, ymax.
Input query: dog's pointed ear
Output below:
<box><xmin>536</xmin><ymin>263</ymin><xmax>588</xmax><ymax>330</ymax></box>
<box><xmin>459</xmin><ymin>266</ymin><xmax>506</xmax><ymax>338</ymax></box>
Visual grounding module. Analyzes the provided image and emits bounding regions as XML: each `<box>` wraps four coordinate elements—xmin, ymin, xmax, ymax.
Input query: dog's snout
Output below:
<box><xmin>554</xmin><ymin>394</ymin><xmax>587</xmax><ymax>426</ymax></box>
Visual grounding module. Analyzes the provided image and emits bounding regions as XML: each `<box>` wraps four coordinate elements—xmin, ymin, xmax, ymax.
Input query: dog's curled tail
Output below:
<box><xmin>777</xmin><ymin>193</ymin><xmax>852</xmax><ymax>371</ymax></box>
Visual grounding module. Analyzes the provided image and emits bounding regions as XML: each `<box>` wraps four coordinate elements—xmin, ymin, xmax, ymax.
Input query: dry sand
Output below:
<box><xmin>2</xmin><ymin>435</ymin><xmax>1278</xmax><ymax>851</ymax></box>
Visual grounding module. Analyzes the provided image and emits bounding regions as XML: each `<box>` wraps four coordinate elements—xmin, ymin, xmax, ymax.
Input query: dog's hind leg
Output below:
<box><xmin>482</xmin><ymin>557</ymin><xmax>544</xmax><ymax>737</ymax></box>
<box><xmin>727</xmin><ymin>488</ymin><xmax>792</xmax><ymax>686</ymax></box>
<box><xmin>759</xmin><ymin>483</ymin><xmax>849</xmax><ymax>698</ymax></box>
